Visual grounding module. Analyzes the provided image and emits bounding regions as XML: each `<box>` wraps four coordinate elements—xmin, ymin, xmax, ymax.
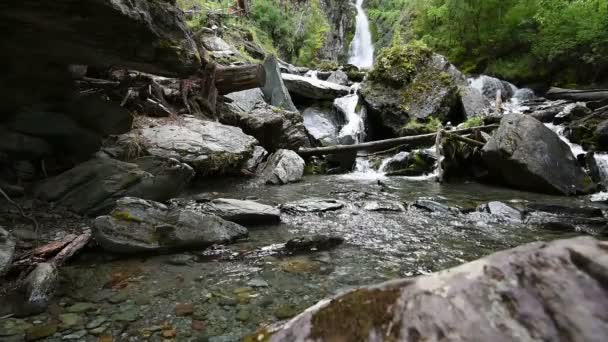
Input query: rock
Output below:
<box><xmin>247</xmin><ymin>278</ymin><xmax>269</xmax><ymax>288</ymax></box>
<box><xmin>285</xmin><ymin>235</ymin><xmax>344</xmax><ymax>252</ymax></box>
<box><xmin>165</xmin><ymin>253</ymin><xmax>194</xmax><ymax>266</ymax></box>
<box><xmin>65</xmin><ymin>95</ymin><xmax>133</xmax><ymax>136</ymax></box>
<box><xmin>15</xmin><ymin>263</ymin><xmax>58</xmax><ymax>317</ymax></box>
<box><xmin>8</xmin><ymin>112</ymin><xmax>102</xmax><ymax>159</ymax></box>
<box><xmin>482</xmin><ymin>114</ymin><xmax>593</xmax><ymax>195</ymax></box>
<box><xmin>111</xmin><ymin>305</ymin><xmax>139</xmax><ymax>322</ymax></box>
<box><xmin>242</xmin><ymin>146</ymin><xmax>268</xmax><ymax>174</ymax></box>
<box><xmin>477</xmin><ymin>201</ymin><xmax>523</xmax><ymax>222</ymax></box>
<box><xmin>174</xmin><ymin>303</ymin><xmax>195</xmax><ymax>316</ymax></box>
<box><xmin>595</xmin><ymin>119</ymin><xmax>608</xmax><ymax>151</ymax></box>
<box><xmin>282</xmin><ymin>73</ymin><xmax>350</xmax><ymax>101</ymax></box>
<box><xmin>524</xmin><ymin>203</ymin><xmax>607</xmax><ymax>235</ymax></box>
<box><xmin>220</xmin><ymin>102</ymin><xmax>309</xmax><ymax>152</ymax></box>
<box><xmin>201</xmin><ymin>35</ymin><xmax>234</xmax><ymax>52</ymax></box>
<box><xmin>383</xmin><ymin>150</ymin><xmax>437</xmax><ymax>176</ymax></box>
<box><xmin>302</xmin><ymin>107</ymin><xmax>343</xmax><ymax>146</ymax></box>
<box><xmin>262</xmin><ymin>56</ymin><xmax>298</xmax><ymax>112</ymax></box>
<box><xmin>62</xmin><ymin>330</ymin><xmax>87</xmax><ymax>340</ymax></box>
<box><xmin>468</xmin><ymin>75</ymin><xmax>514</xmax><ymax>102</ymax></box>
<box><xmin>1</xmin><ymin>0</ymin><xmax>201</xmax><ymax>77</ymax></box>
<box><xmin>86</xmin><ymin>316</ymin><xmax>108</xmax><ymax>330</ymax></box>
<box><xmin>36</xmin><ymin>156</ymin><xmax>194</xmax><ymax>215</ymax></box>
<box><xmin>326</xmin><ymin>70</ymin><xmax>349</xmax><ymax>86</ymax></box>
<box><xmin>66</xmin><ymin>302</ymin><xmax>97</xmax><ymax>313</ymax></box>
<box><xmin>553</xmin><ymin>102</ymin><xmax>592</xmax><ymax>124</ymax></box>
<box><xmin>117</xmin><ymin>116</ymin><xmax>258</xmax><ymax>176</ymax></box>
<box><xmin>411</xmin><ymin>199</ymin><xmax>454</xmax><ymax>214</ymax></box>
<box><xmin>269</xmin><ymin>237</ymin><xmax>608</xmax><ymax>341</ymax></box>
<box><xmin>201</xmin><ymin>198</ymin><xmax>280</xmax><ymax>225</ymax></box>
<box><xmin>361</xmin><ymin>201</ymin><xmax>405</xmax><ymax>212</ymax></box>
<box><xmin>258</xmin><ymin>149</ymin><xmax>305</xmax><ymax>185</ymax></box>
<box><xmin>274</xmin><ymin>304</ymin><xmax>301</xmax><ymax>320</ymax></box>
<box><xmin>0</xmin><ymin>127</ymin><xmax>53</xmax><ymax>160</ymax></box>
<box><xmin>0</xmin><ymin>227</ymin><xmax>16</xmax><ymax>276</ymax></box>
<box><xmin>318</xmin><ymin>0</ymin><xmax>357</xmax><ymax>62</ymax></box>
<box><xmin>93</xmin><ymin>197</ymin><xmax>248</xmax><ymax>253</ymax></box>
<box><xmin>25</xmin><ymin>324</ymin><xmax>58</xmax><ymax>341</ymax></box>
<box><xmin>362</xmin><ymin>52</ymin><xmax>461</xmax><ymax>138</ymax></box>
<box><xmin>280</xmin><ymin>198</ymin><xmax>345</xmax><ymax>213</ymax></box>
<box><xmin>459</xmin><ymin>86</ymin><xmax>490</xmax><ymax>118</ymax></box>
<box><xmin>224</xmin><ymin>88</ymin><xmax>265</xmax><ymax>113</ymax></box>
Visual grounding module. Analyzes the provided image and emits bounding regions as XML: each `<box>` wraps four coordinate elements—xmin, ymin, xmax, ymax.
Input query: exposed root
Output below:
<box><xmin>0</xmin><ymin>186</ymin><xmax>40</xmax><ymax>234</ymax></box>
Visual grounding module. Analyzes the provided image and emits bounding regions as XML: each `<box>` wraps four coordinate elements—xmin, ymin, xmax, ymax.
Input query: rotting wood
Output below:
<box><xmin>297</xmin><ymin>125</ymin><xmax>498</xmax><ymax>157</ymax></box>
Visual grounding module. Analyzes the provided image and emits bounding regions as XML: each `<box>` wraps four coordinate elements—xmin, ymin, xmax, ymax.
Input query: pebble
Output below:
<box><xmin>111</xmin><ymin>305</ymin><xmax>139</xmax><ymax>322</ymax></box>
<box><xmin>89</xmin><ymin>325</ymin><xmax>108</xmax><ymax>336</ymax></box>
<box><xmin>247</xmin><ymin>278</ymin><xmax>269</xmax><ymax>288</ymax></box>
<box><xmin>86</xmin><ymin>316</ymin><xmax>108</xmax><ymax>329</ymax></box>
<box><xmin>274</xmin><ymin>304</ymin><xmax>300</xmax><ymax>320</ymax></box>
<box><xmin>66</xmin><ymin>302</ymin><xmax>97</xmax><ymax>313</ymax></box>
<box><xmin>236</xmin><ymin>308</ymin><xmax>251</xmax><ymax>322</ymax></box>
<box><xmin>62</xmin><ymin>330</ymin><xmax>87</xmax><ymax>340</ymax></box>
<box><xmin>25</xmin><ymin>324</ymin><xmax>57</xmax><ymax>341</ymax></box>
<box><xmin>59</xmin><ymin>313</ymin><xmax>82</xmax><ymax>327</ymax></box>
<box><xmin>175</xmin><ymin>303</ymin><xmax>195</xmax><ymax>316</ymax></box>
<box><xmin>107</xmin><ymin>291</ymin><xmax>129</xmax><ymax>304</ymax></box>
<box><xmin>191</xmin><ymin>319</ymin><xmax>205</xmax><ymax>331</ymax></box>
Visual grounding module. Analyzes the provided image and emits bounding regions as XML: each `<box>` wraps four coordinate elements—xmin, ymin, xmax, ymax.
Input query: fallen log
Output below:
<box><xmin>53</xmin><ymin>230</ymin><xmax>92</xmax><ymax>266</ymax></box>
<box><xmin>546</xmin><ymin>87</ymin><xmax>608</xmax><ymax>102</ymax></box>
<box><xmin>215</xmin><ymin>64</ymin><xmax>266</xmax><ymax>95</ymax></box>
<box><xmin>297</xmin><ymin>124</ymin><xmax>498</xmax><ymax>157</ymax></box>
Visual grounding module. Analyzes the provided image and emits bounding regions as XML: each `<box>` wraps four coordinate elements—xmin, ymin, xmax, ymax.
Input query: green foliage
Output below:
<box><xmin>400</xmin><ymin>117</ymin><xmax>443</xmax><ymax>136</ymax></box>
<box><xmin>315</xmin><ymin>60</ymin><xmax>339</xmax><ymax>72</ymax></box>
<box><xmin>461</xmin><ymin>116</ymin><xmax>485</xmax><ymax>128</ymax></box>
<box><xmin>369</xmin><ymin>40</ymin><xmax>432</xmax><ymax>87</ymax></box>
<box><xmin>367</xmin><ymin>0</ymin><xmax>608</xmax><ymax>85</ymax></box>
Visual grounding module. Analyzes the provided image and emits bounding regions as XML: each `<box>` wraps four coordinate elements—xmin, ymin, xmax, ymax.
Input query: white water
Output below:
<box><xmin>348</xmin><ymin>0</ymin><xmax>374</xmax><ymax>69</ymax></box>
<box><xmin>335</xmin><ymin>84</ymin><xmax>366</xmax><ymax>144</ymax></box>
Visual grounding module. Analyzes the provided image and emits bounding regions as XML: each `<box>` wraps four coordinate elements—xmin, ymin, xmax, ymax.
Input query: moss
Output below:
<box><xmin>112</xmin><ymin>211</ymin><xmax>143</xmax><ymax>223</ymax></box>
<box><xmin>315</xmin><ymin>60</ymin><xmax>339</xmax><ymax>72</ymax></box>
<box><xmin>462</xmin><ymin>116</ymin><xmax>485</xmax><ymax>128</ymax></box>
<box><xmin>369</xmin><ymin>40</ymin><xmax>432</xmax><ymax>87</ymax></box>
<box><xmin>310</xmin><ymin>288</ymin><xmax>402</xmax><ymax>340</ymax></box>
<box><xmin>347</xmin><ymin>70</ymin><xmax>366</xmax><ymax>82</ymax></box>
<box><xmin>304</xmin><ymin>162</ymin><xmax>328</xmax><ymax>175</ymax></box>
<box><xmin>400</xmin><ymin>117</ymin><xmax>443</xmax><ymax>136</ymax></box>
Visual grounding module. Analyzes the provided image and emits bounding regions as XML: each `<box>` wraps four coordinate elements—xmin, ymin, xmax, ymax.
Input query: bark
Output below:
<box><xmin>215</xmin><ymin>64</ymin><xmax>266</xmax><ymax>95</ymax></box>
<box><xmin>546</xmin><ymin>87</ymin><xmax>608</xmax><ymax>102</ymax></box>
<box><xmin>297</xmin><ymin>125</ymin><xmax>498</xmax><ymax>157</ymax></box>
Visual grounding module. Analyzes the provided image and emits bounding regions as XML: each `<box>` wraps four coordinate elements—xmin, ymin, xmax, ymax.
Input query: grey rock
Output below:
<box><xmin>482</xmin><ymin>113</ymin><xmax>593</xmax><ymax>195</ymax></box>
<box><xmin>361</xmin><ymin>200</ymin><xmax>405</xmax><ymax>212</ymax></box>
<box><xmin>0</xmin><ymin>227</ymin><xmax>16</xmax><ymax>276</ymax></box>
<box><xmin>459</xmin><ymin>86</ymin><xmax>490</xmax><ymax>118</ymax></box>
<box><xmin>285</xmin><ymin>235</ymin><xmax>344</xmax><ymax>252</ymax></box>
<box><xmin>469</xmin><ymin>75</ymin><xmax>514</xmax><ymax>101</ymax></box>
<box><xmin>262</xmin><ymin>56</ymin><xmax>298</xmax><ymax>111</ymax></box>
<box><xmin>36</xmin><ymin>156</ymin><xmax>194</xmax><ymax>215</ymax></box>
<box><xmin>553</xmin><ymin>102</ymin><xmax>592</xmax><ymax>124</ymax></box>
<box><xmin>93</xmin><ymin>197</ymin><xmax>248</xmax><ymax>253</ymax></box>
<box><xmin>247</xmin><ymin>278</ymin><xmax>269</xmax><ymax>288</ymax></box>
<box><xmin>0</xmin><ymin>127</ymin><xmax>52</xmax><ymax>160</ymax></box>
<box><xmin>411</xmin><ymin>199</ymin><xmax>454</xmax><ymax>214</ymax></box>
<box><xmin>86</xmin><ymin>316</ymin><xmax>108</xmax><ymax>330</ymax></box>
<box><xmin>270</xmin><ymin>237</ymin><xmax>608</xmax><ymax>342</ymax></box>
<box><xmin>201</xmin><ymin>35</ymin><xmax>234</xmax><ymax>52</ymax></box>
<box><xmin>224</xmin><ymin>88</ymin><xmax>266</xmax><ymax>113</ymax></box>
<box><xmin>302</xmin><ymin>107</ymin><xmax>342</xmax><ymax>146</ymax></box>
<box><xmin>117</xmin><ymin>116</ymin><xmax>258</xmax><ymax>176</ymax></box>
<box><xmin>281</xmin><ymin>198</ymin><xmax>344</xmax><ymax>213</ymax></box>
<box><xmin>258</xmin><ymin>150</ymin><xmax>305</xmax><ymax>185</ymax></box>
<box><xmin>282</xmin><ymin>73</ymin><xmax>350</xmax><ymax>101</ymax></box>
<box><xmin>62</xmin><ymin>330</ymin><xmax>87</xmax><ymax>340</ymax></box>
<box><xmin>326</xmin><ymin>70</ymin><xmax>349</xmax><ymax>86</ymax></box>
<box><xmin>477</xmin><ymin>201</ymin><xmax>523</xmax><ymax>222</ymax></box>
<box><xmin>201</xmin><ymin>198</ymin><xmax>280</xmax><ymax>225</ymax></box>
<box><xmin>524</xmin><ymin>203</ymin><xmax>607</xmax><ymax>236</ymax></box>
<box><xmin>242</xmin><ymin>146</ymin><xmax>269</xmax><ymax>174</ymax></box>
<box><xmin>15</xmin><ymin>263</ymin><xmax>58</xmax><ymax>317</ymax></box>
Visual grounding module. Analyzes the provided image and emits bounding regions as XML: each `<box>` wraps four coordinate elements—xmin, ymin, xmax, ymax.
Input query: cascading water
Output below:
<box><xmin>348</xmin><ymin>0</ymin><xmax>374</xmax><ymax>69</ymax></box>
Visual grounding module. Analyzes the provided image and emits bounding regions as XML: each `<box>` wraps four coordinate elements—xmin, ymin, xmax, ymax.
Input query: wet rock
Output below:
<box><xmin>242</xmin><ymin>145</ymin><xmax>269</xmax><ymax>174</ymax></box>
<box><xmin>411</xmin><ymin>199</ymin><xmax>454</xmax><ymax>214</ymax></box>
<box><xmin>285</xmin><ymin>235</ymin><xmax>344</xmax><ymax>253</ymax></box>
<box><xmin>13</xmin><ymin>263</ymin><xmax>58</xmax><ymax>317</ymax></box>
<box><xmin>59</xmin><ymin>313</ymin><xmax>82</xmax><ymax>327</ymax></box>
<box><xmin>111</xmin><ymin>305</ymin><xmax>139</xmax><ymax>322</ymax></box>
<box><xmin>25</xmin><ymin>323</ymin><xmax>58</xmax><ymax>341</ymax></box>
<box><xmin>262</xmin><ymin>56</ymin><xmax>298</xmax><ymax>112</ymax></box>
<box><xmin>483</xmin><ymin>113</ymin><xmax>593</xmax><ymax>195</ymax></box>
<box><xmin>468</xmin><ymin>75</ymin><xmax>515</xmax><ymax>101</ymax></box>
<box><xmin>282</xmin><ymin>74</ymin><xmax>350</xmax><ymax>101</ymax></box>
<box><xmin>280</xmin><ymin>198</ymin><xmax>345</xmax><ymax>213</ymax></box>
<box><xmin>383</xmin><ymin>150</ymin><xmax>437</xmax><ymax>176</ymax></box>
<box><xmin>459</xmin><ymin>86</ymin><xmax>490</xmax><ymax>118</ymax></box>
<box><xmin>553</xmin><ymin>102</ymin><xmax>592</xmax><ymax>124</ymax></box>
<box><xmin>220</xmin><ymin>102</ymin><xmax>308</xmax><ymax>152</ymax></box>
<box><xmin>175</xmin><ymin>303</ymin><xmax>195</xmax><ymax>316</ymax></box>
<box><xmin>258</xmin><ymin>149</ymin><xmax>305</xmax><ymax>185</ymax></box>
<box><xmin>107</xmin><ymin>291</ymin><xmax>129</xmax><ymax>304</ymax></box>
<box><xmin>247</xmin><ymin>278</ymin><xmax>269</xmax><ymax>288</ymax></box>
<box><xmin>302</xmin><ymin>107</ymin><xmax>342</xmax><ymax>146</ymax></box>
<box><xmin>36</xmin><ymin>156</ymin><xmax>194</xmax><ymax>215</ymax></box>
<box><xmin>201</xmin><ymin>198</ymin><xmax>280</xmax><ymax>225</ymax></box>
<box><xmin>86</xmin><ymin>316</ymin><xmax>108</xmax><ymax>330</ymax></box>
<box><xmin>0</xmin><ymin>227</ymin><xmax>16</xmax><ymax>276</ymax></box>
<box><xmin>117</xmin><ymin>116</ymin><xmax>258</xmax><ymax>176</ymax></box>
<box><xmin>93</xmin><ymin>197</ymin><xmax>248</xmax><ymax>254</ymax></box>
<box><xmin>361</xmin><ymin>201</ymin><xmax>405</xmax><ymax>212</ymax></box>
<box><xmin>201</xmin><ymin>35</ymin><xmax>235</xmax><ymax>53</ymax></box>
<box><xmin>0</xmin><ymin>319</ymin><xmax>32</xmax><ymax>338</ymax></box>
<box><xmin>524</xmin><ymin>203</ymin><xmax>607</xmax><ymax>235</ymax></box>
<box><xmin>477</xmin><ymin>201</ymin><xmax>523</xmax><ymax>222</ymax></box>
<box><xmin>269</xmin><ymin>237</ymin><xmax>608</xmax><ymax>341</ymax></box>
<box><xmin>326</xmin><ymin>70</ymin><xmax>349</xmax><ymax>86</ymax></box>
<box><xmin>62</xmin><ymin>330</ymin><xmax>87</xmax><ymax>340</ymax></box>
<box><xmin>66</xmin><ymin>302</ymin><xmax>97</xmax><ymax>313</ymax></box>
<box><xmin>274</xmin><ymin>304</ymin><xmax>300</xmax><ymax>320</ymax></box>
<box><xmin>224</xmin><ymin>88</ymin><xmax>265</xmax><ymax>114</ymax></box>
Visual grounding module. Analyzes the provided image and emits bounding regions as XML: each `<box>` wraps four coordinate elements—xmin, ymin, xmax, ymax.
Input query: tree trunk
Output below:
<box><xmin>297</xmin><ymin>125</ymin><xmax>498</xmax><ymax>157</ymax></box>
<box><xmin>546</xmin><ymin>87</ymin><xmax>608</xmax><ymax>102</ymax></box>
<box><xmin>215</xmin><ymin>64</ymin><xmax>266</xmax><ymax>95</ymax></box>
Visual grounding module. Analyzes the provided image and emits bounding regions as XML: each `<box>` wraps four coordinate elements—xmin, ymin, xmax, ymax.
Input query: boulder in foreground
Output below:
<box><xmin>94</xmin><ymin>197</ymin><xmax>248</xmax><ymax>253</ymax></box>
<box><xmin>483</xmin><ymin>113</ymin><xmax>593</xmax><ymax>195</ymax></box>
<box><xmin>258</xmin><ymin>149</ymin><xmax>305</xmax><ymax>185</ymax></box>
<box><xmin>267</xmin><ymin>236</ymin><xmax>608</xmax><ymax>341</ymax></box>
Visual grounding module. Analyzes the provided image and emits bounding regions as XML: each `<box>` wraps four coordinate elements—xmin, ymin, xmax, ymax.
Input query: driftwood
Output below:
<box><xmin>546</xmin><ymin>87</ymin><xmax>608</xmax><ymax>102</ymax></box>
<box><xmin>297</xmin><ymin>125</ymin><xmax>498</xmax><ymax>157</ymax></box>
<box><xmin>215</xmin><ymin>64</ymin><xmax>266</xmax><ymax>95</ymax></box>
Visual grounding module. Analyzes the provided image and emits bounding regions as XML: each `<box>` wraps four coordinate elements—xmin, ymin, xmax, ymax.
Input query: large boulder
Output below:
<box><xmin>35</xmin><ymin>156</ymin><xmax>195</xmax><ymax>215</ymax></box>
<box><xmin>302</xmin><ymin>107</ymin><xmax>343</xmax><ymax>146</ymax></box>
<box><xmin>258</xmin><ymin>149</ymin><xmax>305</xmax><ymax>185</ymax></box>
<box><xmin>267</xmin><ymin>237</ymin><xmax>608</xmax><ymax>341</ymax></box>
<box><xmin>262</xmin><ymin>56</ymin><xmax>298</xmax><ymax>112</ymax></box>
<box><xmin>0</xmin><ymin>0</ymin><xmax>201</xmax><ymax>78</ymax></box>
<box><xmin>482</xmin><ymin>113</ymin><xmax>593</xmax><ymax>195</ymax></box>
<box><xmin>117</xmin><ymin>116</ymin><xmax>258</xmax><ymax>176</ymax></box>
<box><xmin>198</xmin><ymin>198</ymin><xmax>280</xmax><ymax>225</ymax></box>
<box><xmin>282</xmin><ymin>74</ymin><xmax>350</xmax><ymax>101</ymax></box>
<box><xmin>94</xmin><ymin>197</ymin><xmax>248</xmax><ymax>253</ymax></box>
<box><xmin>0</xmin><ymin>227</ymin><xmax>16</xmax><ymax>277</ymax></box>
<box><xmin>362</xmin><ymin>45</ymin><xmax>462</xmax><ymax>137</ymax></box>
<box><xmin>326</xmin><ymin>70</ymin><xmax>349</xmax><ymax>86</ymax></box>
<box><xmin>220</xmin><ymin>101</ymin><xmax>309</xmax><ymax>152</ymax></box>
<box><xmin>468</xmin><ymin>75</ymin><xmax>517</xmax><ymax>102</ymax></box>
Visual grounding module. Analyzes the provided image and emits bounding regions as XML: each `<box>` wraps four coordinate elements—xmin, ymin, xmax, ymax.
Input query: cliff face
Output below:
<box><xmin>319</xmin><ymin>0</ymin><xmax>357</xmax><ymax>63</ymax></box>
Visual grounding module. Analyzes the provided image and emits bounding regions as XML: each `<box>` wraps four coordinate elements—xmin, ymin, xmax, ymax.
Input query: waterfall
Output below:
<box><xmin>348</xmin><ymin>0</ymin><xmax>374</xmax><ymax>69</ymax></box>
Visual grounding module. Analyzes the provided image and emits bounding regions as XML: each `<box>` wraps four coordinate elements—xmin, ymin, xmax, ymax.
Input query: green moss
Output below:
<box><xmin>112</xmin><ymin>211</ymin><xmax>143</xmax><ymax>223</ymax></box>
<box><xmin>304</xmin><ymin>160</ymin><xmax>328</xmax><ymax>175</ymax></box>
<box><xmin>400</xmin><ymin>117</ymin><xmax>443</xmax><ymax>136</ymax></box>
<box><xmin>310</xmin><ymin>288</ymin><xmax>402</xmax><ymax>340</ymax></box>
<box><xmin>315</xmin><ymin>60</ymin><xmax>339</xmax><ymax>72</ymax></box>
<box><xmin>369</xmin><ymin>40</ymin><xmax>432</xmax><ymax>87</ymax></box>
<box><xmin>462</xmin><ymin>116</ymin><xmax>485</xmax><ymax>128</ymax></box>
